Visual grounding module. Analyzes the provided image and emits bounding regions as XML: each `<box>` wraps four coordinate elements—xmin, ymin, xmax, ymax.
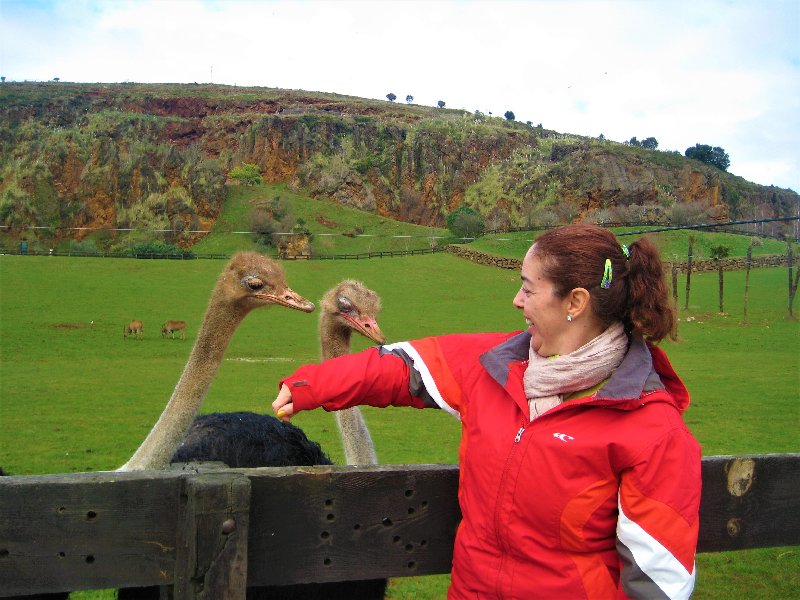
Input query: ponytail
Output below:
<box><xmin>625</xmin><ymin>237</ymin><xmax>676</xmax><ymax>342</ymax></box>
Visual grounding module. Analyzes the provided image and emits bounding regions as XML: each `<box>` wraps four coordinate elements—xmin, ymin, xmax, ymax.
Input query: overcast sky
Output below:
<box><xmin>2</xmin><ymin>0</ymin><xmax>798</xmax><ymax>192</ymax></box>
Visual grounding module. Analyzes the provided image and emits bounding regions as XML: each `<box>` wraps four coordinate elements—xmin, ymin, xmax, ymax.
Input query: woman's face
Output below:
<box><xmin>513</xmin><ymin>250</ymin><xmax>572</xmax><ymax>357</ymax></box>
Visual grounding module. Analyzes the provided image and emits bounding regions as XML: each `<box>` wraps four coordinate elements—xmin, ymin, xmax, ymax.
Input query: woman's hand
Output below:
<box><xmin>273</xmin><ymin>384</ymin><xmax>295</xmax><ymax>422</ymax></box>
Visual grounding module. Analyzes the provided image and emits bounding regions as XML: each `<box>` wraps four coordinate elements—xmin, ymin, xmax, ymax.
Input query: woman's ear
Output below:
<box><xmin>565</xmin><ymin>288</ymin><xmax>592</xmax><ymax>318</ymax></box>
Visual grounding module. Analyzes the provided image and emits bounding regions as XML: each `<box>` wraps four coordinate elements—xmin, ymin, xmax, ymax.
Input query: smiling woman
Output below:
<box><xmin>273</xmin><ymin>224</ymin><xmax>701</xmax><ymax>599</ymax></box>
<box><xmin>0</xmin><ymin>244</ymin><xmax>797</xmax><ymax>597</ymax></box>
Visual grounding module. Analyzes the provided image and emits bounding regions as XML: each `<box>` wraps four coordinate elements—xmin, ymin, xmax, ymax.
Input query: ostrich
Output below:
<box><xmin>118</xmin><ymin>251</ymin><xmax>315</xmax><ymax>471</ymax></box>
<box><xmin>115</xmin><ymin>258</ymin><xmax>386</xmax><ymax>597</ymax></box>
<box><xmin>319</xmin><ymin>280</ymin><xmax>385</xmax><ymax>466</ymax></box>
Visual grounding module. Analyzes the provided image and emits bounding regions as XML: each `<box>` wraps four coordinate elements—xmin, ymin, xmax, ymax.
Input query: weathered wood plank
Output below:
<box><xmin>0</xmin><ymin>470</ymin><xmax>181</xmax><ymax>595</ymax></box>
<box><xmin>244</xmin><ymin>464</ymin><xmax>460</xmax><ymax>586</ymax></box>
<box><xmin>174</xmin><ymin>473</ymin><xmax>250</xmax><ymax>599</ymax></box>
<box><xmin>1</xmin><ymin>456</ymin><xmax>798</xmax><ymax>597</ymax></box>
<box><xmin>697</xmin><ymin>454</ymin><xmax>800</xmax><ymax>552</ymax></box>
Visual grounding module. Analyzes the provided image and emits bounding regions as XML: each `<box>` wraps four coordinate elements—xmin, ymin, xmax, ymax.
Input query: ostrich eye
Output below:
<box><xmin>337</xmin><ymin>296</ymin><xmax>353</xmax><ymax>312</ymax></box>
<box><xmin>242</xmin><ymin>276</ymin><xmax>267</xmax><ymax>291</ymax></box>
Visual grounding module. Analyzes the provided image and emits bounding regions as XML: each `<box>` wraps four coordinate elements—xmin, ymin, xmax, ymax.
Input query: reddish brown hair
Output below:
<box><xmin>530</xmin><ymin>224</ymin><xmax>676</xmax><ymax>342</ymax></box>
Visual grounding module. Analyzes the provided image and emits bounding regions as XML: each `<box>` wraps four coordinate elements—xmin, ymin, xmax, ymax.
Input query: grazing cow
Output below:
<box><xmin>161</xmin><ymin>320</ymin><xmax>186</xmax><ymax>340</ymax></box>
<box><xmin>123</xmin><ymin>320</ymin><xmax>144</xmax><ymax>340</ymax></box>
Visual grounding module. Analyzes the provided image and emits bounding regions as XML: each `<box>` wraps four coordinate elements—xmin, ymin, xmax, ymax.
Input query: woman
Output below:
<box><xmin>273</xmin><ymin>224</ymin><xmax>701</xmax><ymax>600</ymax></box>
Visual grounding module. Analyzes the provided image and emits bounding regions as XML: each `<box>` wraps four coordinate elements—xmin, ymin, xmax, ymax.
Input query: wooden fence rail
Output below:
<box><xmin>1</xmin><ymin>454</ymin><xmax>798</xmax><ymax>598</ymax></box>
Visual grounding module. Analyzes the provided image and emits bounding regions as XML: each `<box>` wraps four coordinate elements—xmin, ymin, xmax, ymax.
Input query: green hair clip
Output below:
<box><xmin>601</xmin><ymin>258</ymin><xmax>613</xmax><ymax>289</ymax></box>
<box><xmin>621</xmin><ymin>243</ymin><xmax>630</xmax><ymax>259</ymax></box>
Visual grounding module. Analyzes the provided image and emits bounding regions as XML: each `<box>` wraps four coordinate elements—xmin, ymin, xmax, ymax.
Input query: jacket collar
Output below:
<box><xmin>479</xmin><ymin>331</ymin><xmax>530</xmax><ymax>388</ymax></box>
<box><xmin>479</xmin><ymin>331</ymin><xmax>681</xmax><ymax>404</ymax></box>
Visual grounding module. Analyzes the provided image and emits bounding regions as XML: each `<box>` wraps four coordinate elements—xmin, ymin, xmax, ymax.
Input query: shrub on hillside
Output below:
<box><xmin>229</xmin><ymin>163</ymin><xmax>263</xmax><ymax>186</ymax></box>
<box><xmin>447</xmin><ymin>206</ymin><xmax>485</xmax><ymax>240</ymax></box>
<box><xmin>68</xmin><ymin>239</ymin><xmax>100</xmax><ymax>256</ymax></box>
<box><xmin>128</xmin><ymin>242</ymin><xmax>194</xmax><ymax>259</ymax></box>
<box><xmin>669</xmin><ymin>202</ymin><xmax>708</xmax><ymax>225</ymax></box>
<box><xmin>250</xmin><ymin>196</ymin><xmax>295</xmax><ymax>247</ymax></box>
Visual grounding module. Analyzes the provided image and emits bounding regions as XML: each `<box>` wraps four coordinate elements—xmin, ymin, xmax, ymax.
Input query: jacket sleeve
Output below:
<box><xmin>280</xmin><ymin>346</ymin><xmax>430</xmax><ymax>413</ymax></box>
<box><xmin>615</xmin><ymin>425</ymin><xmax>701</xmax><ymax>600</ymax></box>
<box><xmin>281</xmin><ymin>333</ymin><xmax>509</xmax><ymax>417</ymax></box>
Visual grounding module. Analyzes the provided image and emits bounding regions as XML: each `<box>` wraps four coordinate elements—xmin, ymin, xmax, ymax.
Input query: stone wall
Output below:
<box><xmin>445</xmin><ymin>245</ymin><xmax>789</xmax><ymax>273</ymax></box>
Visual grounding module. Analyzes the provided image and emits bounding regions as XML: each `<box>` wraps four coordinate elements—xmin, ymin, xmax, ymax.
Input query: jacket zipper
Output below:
<box><xmin>493</xmin><ymin>422</ymin><xmax>529</xmax><ymax>596</ymax></box>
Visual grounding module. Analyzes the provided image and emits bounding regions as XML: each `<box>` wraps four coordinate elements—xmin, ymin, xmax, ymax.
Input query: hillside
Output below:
<box><xmin>1</xmin><ymin>82</ymin><xmax>797</xmax><ymax>251</ymax></box>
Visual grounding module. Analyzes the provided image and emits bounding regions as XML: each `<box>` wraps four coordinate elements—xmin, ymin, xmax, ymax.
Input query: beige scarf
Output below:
<box><xmin>524</xmin><ymin>322</ymin><xmax>628</xmax><ymax>421</ymax></box>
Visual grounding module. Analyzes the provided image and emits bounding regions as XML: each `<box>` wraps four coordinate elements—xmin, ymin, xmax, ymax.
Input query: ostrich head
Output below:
<box><xmin>319</xmin><ymin>279</ymin><xmax>385</xmax><ymax>345</ymax></box>
<box><xmin>215</xmin><ymin>251</ymin><xmax>316</xmax><ymax>316</ymax></box>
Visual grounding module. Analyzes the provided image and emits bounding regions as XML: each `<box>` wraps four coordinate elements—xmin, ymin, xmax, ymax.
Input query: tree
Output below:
<box><xmin>386</xmin><ymin>93</ymin><xmax>396</xmax><ymax>102</ymax></box>
<box><xmin>684</xmin><ymin>236</ymin><xmax>694</xmax><ymax>310</ymax></box>
<box><xmin>406</xmin><ymin>95</ymin><xmax>413</xmax><ymax>104</ymax></box>
<box><xmin>671</xmin><ymin>261</ymin><xmax>678</xmax><ymax>307</ymax></box>
<box><xmin>446</xmin><ymin>206</ymin><xmax>485</xmax><ymax>240</ymax></box>
<box><xmin>743</xmin><ymin>239</ymin><xmax>754</xmax><ymax>323</ymax></box>
<box><xmin>437</xmin><ymin>100</ymin><xmax>446</xmax><ymax>109</ymax></box>
<box><xmin>788</xmin><ymin>243</ymin><xmax>800</xmax><ymax>319</ymax></box>
<box><xmin>641</xmin><ymin>137</ymin><xmax>658</xmax><ymax>149</ymax></box>
<box><xmin>504</xmin><ymin>110</ymin><xmax>515</xmax><ymax>121</ymax></box>
<box><xmin>709</xmin><ymin>244</ymin><xmax>731</xmax><ymax>313</ymax></box>
<box><xmin>627</xmin><ymin>137</ymin><xmax>641</xmax><ymax>147</ymax></box>
<box><xmin>685</xmin><ymin>144</ymin><xmax>730</xmax><ymax>171</ymax></box>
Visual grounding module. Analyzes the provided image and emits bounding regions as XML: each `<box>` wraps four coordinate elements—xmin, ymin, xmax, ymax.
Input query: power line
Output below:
<box><xmin>0</xmin><ymin>224</ymin><xmax>450</xmax><ymax>238</ymax></box>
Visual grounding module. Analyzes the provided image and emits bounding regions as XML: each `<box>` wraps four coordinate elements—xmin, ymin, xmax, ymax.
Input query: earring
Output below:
<box><xmin>566</xmin><ymin>314</ymin><xmax>573</xmax><ymax>322</ymax></box>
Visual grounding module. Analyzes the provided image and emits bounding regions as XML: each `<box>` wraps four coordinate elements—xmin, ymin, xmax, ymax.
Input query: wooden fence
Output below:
<box><xmin>1</xmin><ymin>454</ymin><xmax>798</xmax><ymax>598</ymax></box>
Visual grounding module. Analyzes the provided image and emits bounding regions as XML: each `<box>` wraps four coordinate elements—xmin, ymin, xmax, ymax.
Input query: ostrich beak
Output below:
<box><xmin>262</xmin><ymin>288</ymin><xmax>316</xmax><ymax>313</ymax></box>
<box><xmin>344</xmin><ymin>314</ymin><xmax>386</xmax><ymax>344</ymax></box>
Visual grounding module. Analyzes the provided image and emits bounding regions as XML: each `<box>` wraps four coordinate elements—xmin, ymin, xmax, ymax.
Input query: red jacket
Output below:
<box><xmin>282</xmin><ymin>331</ymin><xmax>701</xmax><ymax>599</ymax></box>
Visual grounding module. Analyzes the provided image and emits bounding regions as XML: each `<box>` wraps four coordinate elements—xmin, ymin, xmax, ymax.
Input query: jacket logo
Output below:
<box><xmin>553</xmin><ymin>433</ymin><xmax>574</xmax><ymax>442</ymax></box>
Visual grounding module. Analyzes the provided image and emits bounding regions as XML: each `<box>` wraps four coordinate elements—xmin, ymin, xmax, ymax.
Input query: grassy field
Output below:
<box><xmin>1</xmin><ymin>250</ymin><xmax>798</xmax><ymax>598</ymax></box>
<box><xmin>190</xmin><ymin>182</ymin><xmax>451</xmax><ymax>257</ymax></box>
<box><xmin>470</xmin><ymin>226</ymin><xmax>792</xmax><ymax>261</ymax></box>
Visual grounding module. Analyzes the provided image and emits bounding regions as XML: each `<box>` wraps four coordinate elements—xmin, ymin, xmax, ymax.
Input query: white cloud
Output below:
<box><xmin>1</xmin><ymin>0</ymin><xmax>798</xmax><ymax>191</ymax></box>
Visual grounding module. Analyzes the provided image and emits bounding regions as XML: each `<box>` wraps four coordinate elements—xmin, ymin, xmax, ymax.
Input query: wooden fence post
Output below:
<box><xmin>174</xmin><ymin>473</ymin><xmax>251</xmax><ymax>600</ymax></box>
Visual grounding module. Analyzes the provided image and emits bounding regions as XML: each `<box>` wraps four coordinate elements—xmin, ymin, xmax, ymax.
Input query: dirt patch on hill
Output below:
<box><xmin>316</xmin><ymin>215</ymin><xmax>338</xmax><ymax>228</ymax></box>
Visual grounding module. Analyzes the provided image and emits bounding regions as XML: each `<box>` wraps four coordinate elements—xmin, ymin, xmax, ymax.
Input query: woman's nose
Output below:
<box><xmin>512</xmin><ymin>290</ymin><xmax>524</xmax><ymax>308</ymax></box>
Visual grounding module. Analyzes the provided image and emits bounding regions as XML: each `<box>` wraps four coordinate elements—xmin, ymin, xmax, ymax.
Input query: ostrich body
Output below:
<box><xmin>172</xmin><ymin>411</ymin><xmax>332</xmax><ymax>468</ymax></box>
<box><xmin>319</xmin><ymin>280</ymin><xmax>385</xmax><ymax>466</ymax></box>
<box><xmin>118</xmin><ymin>252</ymin><xmax>314</xmax><ymax>471</ymax></box>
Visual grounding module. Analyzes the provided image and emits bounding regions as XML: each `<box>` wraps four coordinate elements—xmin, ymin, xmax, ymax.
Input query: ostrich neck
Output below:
<box><xmin>320</xmin><ymin>316</ymin><xmax>352</xmax><ymax>361</ymax></box>
<box><xmin>320</xmin><ymin>313</ymin><xmax>378</xmax><ymax>465</ymax></box>
<box><xmin>119</xmin><ymin>296</ymin><xmax>246</xmax><ymax>470</ymax></box>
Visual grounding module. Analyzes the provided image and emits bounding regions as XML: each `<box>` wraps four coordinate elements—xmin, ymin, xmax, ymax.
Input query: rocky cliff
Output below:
<box><xmin>1</xmin><ymin>82</ymin><xmax>796</xmax><ymax>247</ymax></box>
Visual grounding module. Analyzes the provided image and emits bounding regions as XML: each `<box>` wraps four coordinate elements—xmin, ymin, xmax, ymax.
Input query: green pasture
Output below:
<box><xmin>471</xmin><ymin>226</ymin><xmax>792</xmax><ymax>261</ymax></box>
<box><xmin>191</xmin><ymin>182</ymin><xmax>451</xmax><ymax>256</ymax></box>
<box><xmin>1</xmin><ymin>252</ymin><xmax>798</xmax><ymax>599</ymax></box>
